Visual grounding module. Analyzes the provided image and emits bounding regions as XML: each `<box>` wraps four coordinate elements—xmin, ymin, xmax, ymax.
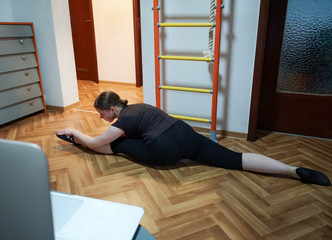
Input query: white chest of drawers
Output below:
<box><xmin>0</xmin><ymin>23</ymin><xmax>46</xmax><ymax>125</ymax></box>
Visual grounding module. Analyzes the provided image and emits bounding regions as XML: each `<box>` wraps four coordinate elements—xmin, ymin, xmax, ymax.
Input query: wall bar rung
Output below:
<box><xmin>158</xmin><ymin>22</ymin><xmax>215</xmax><ymax>27</ymax></box>
<box><xmin>159</xmin><ymin>55</ymin><xmax>213</xmax><ymax>62</ymax></box>
<box><xmin>169</xmin><ymin>114</ymin><xmax>211</xmax><ymax>123</ymax></box>
<box><xmin>160</xmin><ymin>85</ymin><xmax>212</xmax><ymax>93</ymax></box>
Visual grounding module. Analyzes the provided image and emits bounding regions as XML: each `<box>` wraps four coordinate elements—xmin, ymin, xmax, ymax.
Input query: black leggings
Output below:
<box><xmin>111</xmin><ymin>120</ymin><xmax>243</xmax><ymax>170</ymax></box>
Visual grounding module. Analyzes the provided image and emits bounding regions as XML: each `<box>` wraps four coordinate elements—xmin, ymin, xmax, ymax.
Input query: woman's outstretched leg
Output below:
<box><xmin>242</xmin><ymin>153</ymin><xmax>331</xmax><ymax>186</ymax></box>
<box><xmin>242</xmin><ymin>153</ymin><xmax>297</xmax><ymax>177</ymax></box>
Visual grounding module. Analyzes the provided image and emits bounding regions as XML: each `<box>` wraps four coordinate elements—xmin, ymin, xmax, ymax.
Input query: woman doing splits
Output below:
<box><xmin>56</xmin><ymin>91</ymin><xmax>331</xmax><ymax>186</ymax></box>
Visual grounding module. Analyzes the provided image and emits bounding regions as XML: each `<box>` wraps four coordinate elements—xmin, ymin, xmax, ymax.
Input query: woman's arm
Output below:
<box><xmin>56</xmin><ymin>126</ymin><xmax>124</xmax><ymax>150</ymax></box>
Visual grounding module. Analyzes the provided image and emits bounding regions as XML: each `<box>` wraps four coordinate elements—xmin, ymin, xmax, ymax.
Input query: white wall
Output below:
<box><xmin>141</xmin><ymin>0</ymin><xmax>260</xmax><ymax>134</ymax></box>
<box><xmin>92</xmin><ymin>0</ymin><xmax>136</xmax><ymax>84</ymax></box>
<box><xmin>50</xmin><ymin>0</ymin><xmax>79</xmax><ymax>107</ymax></box>
<box><xmin>0</xmin><ymin>0</ymin><xmax>13</xmax><ymax>20</ymax></box>
<box><xmin>1</xmin><ymin>0</ymin><xmax>79</xmax><ymax>108</ymax></box>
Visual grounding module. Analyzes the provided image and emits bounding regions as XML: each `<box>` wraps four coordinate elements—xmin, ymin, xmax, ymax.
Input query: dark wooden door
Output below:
<box><xmin>68</xmin><ymin>0</ymin><xmax>99</xmax><ymax>82</ymax></box>
<box><xmin>250</xmin><ymin>0</ymin><xmax>332</xmax><ymax>140</ymax></box>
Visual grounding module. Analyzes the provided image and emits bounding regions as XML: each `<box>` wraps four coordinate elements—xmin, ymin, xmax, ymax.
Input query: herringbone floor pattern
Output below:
<box><xmin>1</xmin><ymin>80</ymin><xmax>331</xmax><ymax>239</ymax></box>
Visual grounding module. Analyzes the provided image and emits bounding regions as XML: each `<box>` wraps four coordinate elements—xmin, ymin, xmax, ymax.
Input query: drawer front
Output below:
<box><xmin>0</xmin><ymin>24</ymin><xmax>33</xmax><ymax>38</ymax></box>
<box><xmin>0</xmin><ymin>83</ymin><xmax>42</xmax><ymax>108</ymax></box>
<box><xmin>0</xmin><ymin>97</ymin><xmax>43</xmax><ymax>125</ymax></box>
<box><xmin>0</xmin><ymin>68</ymin><xmax>40</xmax><ymax>91</ymax></box>
<box><xmin>0</xmin><ymin>38</ymin><xmax>35</xmax><ymax>56</ymax></box>
<box><xmin>0</xmin><ymin>53</ymin><xmax>37</xmax><ymax>73</ymax></box>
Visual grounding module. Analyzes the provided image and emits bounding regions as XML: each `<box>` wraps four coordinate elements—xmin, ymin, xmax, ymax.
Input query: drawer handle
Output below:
<box><xmin>30</xmin><ymin>101</ymin><xmax>34</xmax><ymax>106</ymax></box>
<box><xmin>25</xmin><ymin>71</ymin><xmax>30</xmax><ymax>76</ymax></box>
<box><xmin>22</xmin><ymin>56</ymin><xmax>27</xmax><ymax>61</ymax></box>
<box><xmin>27</xmin><ymin>87</ymin><xmax>32</xmax><ymax>91</ymax></box>
<box><xmin>20</xmin><ymin>40</ymin><xmax>24</xmax><ymax>44</ymax></box>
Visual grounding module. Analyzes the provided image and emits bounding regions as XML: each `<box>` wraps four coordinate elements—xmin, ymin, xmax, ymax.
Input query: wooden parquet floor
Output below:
<box><xmin>1</xmin><ymin>80</ymin><xmax>331</xmax><ymax>239</ymax></box>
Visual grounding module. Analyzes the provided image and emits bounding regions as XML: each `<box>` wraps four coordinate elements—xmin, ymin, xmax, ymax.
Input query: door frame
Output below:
<box><xmin>87</xmin><ymin>0</ymin><xmax>99</xmax><ymax>83</ymax></box>
<box><xmin>133</xmin><ymin>0</ymin><xmax>143</xmax><ymax>87</ymax></box>
<box><xmin>247</xmin><ymin>0</ymin><xmax>270</xmax><ymax>141</ymax></box>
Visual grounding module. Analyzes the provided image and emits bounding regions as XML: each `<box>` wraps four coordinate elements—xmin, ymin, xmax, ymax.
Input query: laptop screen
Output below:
<box><xmin>0</xmin><ymin>139</ymin><xmax>54</xmax><ymax>240</ymax></box>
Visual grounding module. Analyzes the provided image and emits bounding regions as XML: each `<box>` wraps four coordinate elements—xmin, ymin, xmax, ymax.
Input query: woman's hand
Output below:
<box><xmin>56</xmin><ymin>128</ymin><xmax>75</xmax><ymax>136</ymax></box>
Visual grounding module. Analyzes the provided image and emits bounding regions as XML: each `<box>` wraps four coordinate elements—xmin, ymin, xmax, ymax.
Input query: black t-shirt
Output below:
<box><xmin>112</xmin><ymin>103</ymin><xmax>178</xmax><ymax>145</ymax></box>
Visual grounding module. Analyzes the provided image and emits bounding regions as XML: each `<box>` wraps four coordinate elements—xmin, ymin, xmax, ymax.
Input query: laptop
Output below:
<box><xmin>0</xmin><ymin>139</ymin><xmax>144</xmax><ymax>240</ymax></box>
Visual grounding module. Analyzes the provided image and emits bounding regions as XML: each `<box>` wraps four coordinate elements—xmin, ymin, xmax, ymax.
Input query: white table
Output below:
<box><xmin>51</xmin><ymin>191</ymin><xmax>144</xmax><ymax>240</ymax></box>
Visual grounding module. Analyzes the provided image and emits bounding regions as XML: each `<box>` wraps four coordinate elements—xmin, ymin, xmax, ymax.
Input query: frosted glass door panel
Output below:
<box><xmin>277</xmin><ymin>0</ymin><xmax>332</xmax><ymax>95</ymax></box>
